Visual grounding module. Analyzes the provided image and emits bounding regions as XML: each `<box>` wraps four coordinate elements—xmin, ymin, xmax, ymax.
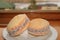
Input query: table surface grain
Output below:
<box><xmin>0</xmin><ymin>21</ymin><xmax>60</xmax><ymax>40</ymax></box>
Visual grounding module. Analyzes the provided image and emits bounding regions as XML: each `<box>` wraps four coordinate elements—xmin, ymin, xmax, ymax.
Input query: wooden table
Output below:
<box><xmin>0</xmin><ymin>21</ymin><xmax>60</xmax><ymax>40</ymax></box>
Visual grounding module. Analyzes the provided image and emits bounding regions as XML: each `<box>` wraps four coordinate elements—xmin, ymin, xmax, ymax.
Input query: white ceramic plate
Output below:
<box><xmin>2</xmin><ymin>26</ymin><xmax>58</xmax><ymax>40</ymax></box>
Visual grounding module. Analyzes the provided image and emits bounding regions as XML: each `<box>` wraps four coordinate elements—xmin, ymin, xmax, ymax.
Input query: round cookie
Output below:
<box><xmin>7</xmin><ymin>14</ymin><xmax>30</xmax><ymax>37</ymax></box>
<box><xmin>28</xmin><ymin>18</ymin><xmax>50</xmax><ymax>36</ymax></box>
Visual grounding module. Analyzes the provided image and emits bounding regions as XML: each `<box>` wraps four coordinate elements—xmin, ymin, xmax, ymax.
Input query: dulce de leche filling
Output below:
<box><xmin>28</xmin><ymin>26</ymin><xmax>50</xmax><ymax>36</ymax></box>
